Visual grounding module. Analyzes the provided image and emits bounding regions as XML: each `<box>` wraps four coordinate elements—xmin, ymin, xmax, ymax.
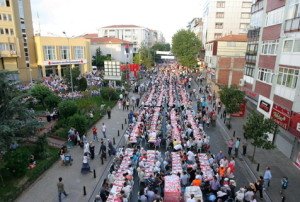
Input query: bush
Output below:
<box><xmin>31</xmin><ymin>84</ymin><xmax>54</xmax><ymax>108</ymax></box>
<box><xmin>54</xmin><ymin>127</ymin><xmax>68</xmax><ymax>139</ymax></box>
<box><xmin>68</xmin><ymin>114</ymin><xmax>88</xmax><ymax>135</ymax></box>
<box><xmin>78</xmin><ymin>77</ymin><xmax>88</xmax><ymax>91</ymax></box>
<box><xmin>3</xmin><ymin>148</ymin><xmax>31</xmax><ymax>178</ymax></box>
<box><xmin>45</xmin><ymin>94</ymin><xmax>61</xmax><ymax>110</ymax></box>
<box><xmin>58</xmin><ymin>100</ymin><xmax>78</xmax><ymax>118</ymax></box>
<box><xmin>34</xmin><ymin>135</ymin><xmax>48</xmax><ymax>159</ymax></box>
<box><xmin>101</xmin><ymin>87</ymin><xmax>118</xmax><ymax>101</ymax></box>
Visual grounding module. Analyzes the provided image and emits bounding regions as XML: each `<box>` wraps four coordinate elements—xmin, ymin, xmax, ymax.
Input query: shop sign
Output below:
<box><xmin>270</xmin><ymin>104</ymin><xmax>290</xmax><ymax>130</ymax></box>
<box><xmin>288</xmin><ymin>112</ymin><xmax>300</xmax><ymax>138</ymax></box>
<box><xmin>295</xmin><ymin>152</ymin><xmax>300</xmax><ymax>168</ymax></box>
<box><xmin>257</xmin><ymin>95</ymin><xmax>273</xmax><ymax>118</ymax></box>
<box><xmin>43</xmin><ymin>59</ymin><xmax>87</xmax><ymax>66</ymax></box>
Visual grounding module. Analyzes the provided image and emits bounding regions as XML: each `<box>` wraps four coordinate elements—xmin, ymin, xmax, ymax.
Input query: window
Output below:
<box><xmin>283</xmin><ymin>40</ymin><xmax>293</xmax><ymax>52</ymax></box>
<box><xmin>227</xmin><ymin>42</ymin><xmax>236</xmax><ymax>47</ymax></box>
<box><xmin>9</xmin><ymin>43</ymin><xmax>14</xmax><ymax>51</ymax></box>
<box><xmin>74</xmin><ymin>46</ymin><xmax>84</xmax><ymax>59</ymax></box>
<box><xmin>0</xmin><ymin>14</ymin><xmax>2</xmax><ymax>20</ymax></box>
<box><xmin>215</xmin><ymin>22</ymin><xmax>223</xmax><ymax>29</ymax></box>
<box><xmin>9</xmin><ymin>28</ymin><xmax>13</xmax><ymax>35</ymax></box>
<box><xmin>241</xmin><ymin>12</ymin><xmax>251</xmax><ymax>19</ymax></box>
<box><xmin>5</xmin><ymin>0</ymin><xmax>9</xmax><ymax>7</ymax></box>
<box><xmin>277</xmin><ymin>67</ymin><xmax>299</xmax><ymax>88</ymax></box>
<box><xmin>257</xmin><ymin>68</ymin><xmax>273</xmax><ymax>83</ymax></box>
<box><xmin>0</xmin><ymin>28</ymin><xmax>3</xmax><ymax>34</ymax></box>
<box><xmin>7</xmin><ymin>14</ymin><xmax>11</xmax><ymax>21</ymax></box>
<box><xmin>240</xmin><ymin>23</ymin><xmax>249</xmax><ymax>29</ymax></box>
<box><xmin>293</xmin><ymin>39</ymin><xmax>300</xmax><ymax>52</ymax></box>
<box><xmin>245</xmin><ymin>64</ymin><xmax>255</xmax><ymax>77</ymax></box>
<box><xmin>266</xmin><ymin>7</ymin><xmax>284</xmax><ymax>26</ymax></box>
<box><xmin>286</xmin><ymin>1</ymin><xmax>300</xmax><ymax>20</ymax></box>
<box><xmin>242</xmin><ymin>2</ymin><xmax>252</xmax><ymax>8</ymax></box>
<box><xmin>2</xmin><ymin>13</ymin><xmax>6</xmax><ymax>21</ymax></box>
<box><xmin>216</xmin><ymin>12</ymin><xmax>224</xmax><ymax>18</ymax></box>
<box><xmin>282</xmin><ymin>39</ymin><xmax>300</xmax><ymax>53</ymax></box>
<box><xmin>261</xmin><ymin>40</ymin><xmax>279</xmax><ymax>55</ymax></box>
<box><xmin>0</xmin><ymin>42</ymin><xmax>14</xmax><ymax>51</ymax></box>
<box><xmin>247</xmin><ymin>43</ymin><xmax>258</xmax><ymax>54</ymax></box>
<box><xmin>60</xmin><ymin>46</ymin><xmax>70</xmax><ymax>60</ymax></box>
<box><xmin>4</xmin><ymin>28</ymin><xmax>9</xmax><ymax>35</ymax></box>
<box><xmin>216</xmin><ymin>1</ymin><xmax>225</xmax><ymax>8</ymax></box>
<box><xmin>0</xmin><ymin>0</ymin><xmax>9</xmax><ymax>7</ymax></box>
<box><xmin>0</xmin><ymin>43</ymin><xmax>7</xmax><ymax>51</ymax></box>
<box><xmin>43</xmin><ymin>46</ymin><xmax>56</xmax><ymax>60</ymax></box>
<box><xmin>214</xmin><ymin>33</ymin><xmax>222</xmax><ymax>39</ymax></box>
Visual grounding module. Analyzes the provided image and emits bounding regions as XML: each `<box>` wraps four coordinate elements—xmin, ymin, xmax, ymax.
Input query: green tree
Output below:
<box><xmin>101</xmin><ymin>87</ymin><xmax>118</xmax><ymax>101</ymax></box>
<box><xmin>58</xmin><ymin>100</ymin><xmax>78</xmax><ymax>118</ymax></box>
<box><xmin>44</xmin><ymin>94</ymin><xmax>61</xmax><ymax>110</ymax></box>
<box><xmin>63</xmin><ymin>66</ymin><xmax>81</xmax><ymax>91</ymax></box>
<box><xmin>92</xmin><ymin>47</ymin><xmax>111</xmax><ymax>68</ymax></box>
<box><xmin>172</xmin><ymin>29</ymin><xmax>201</xmax><ymax>67</ymax></box>
<box><xmin>78</xmin><ymin>77</ymin><xmax>88</xmax><ymax>91</ymax></box>
<box><xmin>244</xmin><ymin>111</ymin><xmax>277</xmax><ymax>161</ymax></box>
<box><xmin>31</xmin><ymin>84</ymin><xmax>54</xmax><ymax>108</ymax></box>
<box><xmin>0</xmin><ymin>71</ymin><xmax>39</xmax><ymax>150</ymax></box>
<box><xmin>68</xmin><ymin>114</ymin><xmax>88</xmax><ymax>135</ymax></box>
<box><xmin>34</xmin><ymin>135</ymin><xmax>48</xmax><ymax>159</ymax></box>
<box><xmin>134</xmin><ymin>46</ymin><xmax>154</xmax><ymax>68</ymax></box>
<box><xmin>3</xmin><ymin>148</ymin><xmax>30</xmax><ymax>178</ymax></box>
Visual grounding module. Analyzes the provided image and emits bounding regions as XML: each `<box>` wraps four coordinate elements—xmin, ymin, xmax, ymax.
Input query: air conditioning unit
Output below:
<box><xmin>239</xmin><ymin>79</ymin><xmax>245</xmax><ymax>86</ymax></box>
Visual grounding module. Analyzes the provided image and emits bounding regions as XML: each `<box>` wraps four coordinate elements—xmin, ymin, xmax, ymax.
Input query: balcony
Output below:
<box><xmin>251</xmin><ymin>1</ymin><xmax>263</xmax><ymax>13</ymax></box>
<box><xmin>245</xmin><ymin>55</ymin><xmax>257</xmax><ymax>64</ymax></box>
<box><xmin>247</xmin><ymin>28</ymin><xmax>260</xmax><ymax>39</ymax></box>
<box><xmin>284</xmin><ymin>17</ymin><xmax>300</xmax><ymax>32</ymax></box>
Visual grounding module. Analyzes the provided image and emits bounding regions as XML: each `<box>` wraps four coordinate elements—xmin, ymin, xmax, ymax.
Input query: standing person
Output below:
<box><xmin>107</xmin><ymin>106</ymin><xmax>111</xmax><ymax>119</ymax></box>
<box><xmin>57</xmin><ymin>177</ymin><xmax>68</xmax><ymax>202</ymax></box>
<box><xmin>99</xmin><ymin>141</ymin><xmax>107</xmax><ymax>161</ymax></box>
<box><xmin>217</xmin><ymin>102</ymin><xmax>221</xmax><ymax>115</ymax></box>
<box><xmin>242</xmin><ymin>141</ymin><xmax>248</xmax><ymax>156</ymax></box>
<box><xmin>92</xmin><ymin>126</ymin><xmax>98</xmax><ymax>142</ymax></box>
<box><xmin>102</xmin><ymin>123</ymin><xmax>107</xmax><ymax>138</ymax></box>
<box><xmin>126</xmin><ymin>99</ymin><xmax>130</xmax><ymax>110</ymax></box>
<box><xmin>122</xmin><ymin>99</ymin><xmax>126</xmax><ymax>111</ymax></box>
<box><xmin>255</xmin><ymin>176</ymin><xmax>264</xmax><ymax>199</ymax></box>
<box><xmin>234</xmin><ymin>138</ymin><xmax>240</xmax><ymax>158</ymax></box>
<box><xmin>118</xmin><ymin>99</ymin><xmax>122</xmax><ymax>110</ymax></box>
<box><xmin>81</xmin><ymin>153</ymin><xmax>91</xmax><ymax>174</ymax></box>
<box><xmin>136</xmin><ymin>97</ymin><xmax>140</xmax><ymax>107</ymax></box>
<box><xmin>280</xmin><ymin>176</ymin><xmax>288</xmax><ymax>195</ymax></box>
<box><xmin>227</xmin><ymin>139</ymin><xmax>234</xmax><ymax>156</ymax></box>
<box><xmin>90</xmin><ymin>142</ymin><xmax>95</xmax><ymax>160</ymax></box>
<box><xmin>263</xmin><ymin>167</ymin><xmax>272</xmax><ymax>189</ymax></box>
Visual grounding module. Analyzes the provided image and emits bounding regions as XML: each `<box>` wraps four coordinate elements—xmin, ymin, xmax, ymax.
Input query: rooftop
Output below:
<box><xmin>90</xmin><ymin>37</ymin><xmax>131</xmax><ymax>44</ymax></box>
<box><xmin>101</xmin><ymin>25</ymin><xmax>141</xmax><ymax>29</ymax></box>
<box><xmin>208</xmin><ymin>34</ymin><xmax>247</xmax><ymax>43</ymax></box>
<box><xmin>80</xmin><ymin>33</ymin><xmax>98</xmax><ymax>38</ymax></box>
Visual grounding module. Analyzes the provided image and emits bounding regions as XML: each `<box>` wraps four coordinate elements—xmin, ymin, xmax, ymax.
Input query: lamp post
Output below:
<box><xmin>63</xmin><ymin>31</ymin><xmax>74</xmax><ymax>94</ymax></box>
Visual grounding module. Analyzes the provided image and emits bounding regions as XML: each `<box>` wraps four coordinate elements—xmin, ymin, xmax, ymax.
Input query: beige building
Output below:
<box><xmin>34</xmin><ymin>36</ymin><xmax>91</xmax><ymax>78</ymax></box>
<box><xmin>0</xmin><ymin>0</ymin><xmax>37</xmax><ymax>81</ymax></box>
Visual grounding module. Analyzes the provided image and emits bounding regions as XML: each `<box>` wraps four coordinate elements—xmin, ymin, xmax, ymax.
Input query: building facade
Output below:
<box><xmin>242</xmin><ymin>0</ymin><xmax>300</xmax><ymax>165</ymax></box>
<box><xmin>0</xmin><ymin>0</ymin><xmax>37</xmax><ymax>82</ymax></box>
<box><xmin>34</xmin><ymin>36</ymin><xmax>91</xmax><ymax>78</ymax></box>
<box><xmin>82</xmin><ymin>34</ymin><xmax>133</xmax><ymax>64</ymax></box>
<box><xmin>98</xmin><ymin>25</ymin><xmax>164</xmax><ymax>53</ymax></box>
<box><xmin>187</xmin><ymin>18</ymin><xmax>203</xmax><ymax>43</ymax></box>
<box><xmin>205</xmin><ymin>34</ymin><xmax>247</xmax><ymax>87</ymax></box>
<box><xmin>201</xmin><ymin>0</ymin><xmax>252</xmax><ymax>45</ymax></box>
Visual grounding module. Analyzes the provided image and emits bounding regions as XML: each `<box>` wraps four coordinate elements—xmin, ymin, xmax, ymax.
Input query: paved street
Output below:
<box><xmin>16</xmin><ymin>95</ymin><xmax>136</xmax><ymax>202</ymax></box>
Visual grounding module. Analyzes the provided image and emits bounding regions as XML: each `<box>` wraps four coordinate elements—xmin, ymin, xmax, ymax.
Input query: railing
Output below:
<box><xmin>284</xmin><ymin>17</ymin><xmax>300</xmax><ymax>32</ymax></box>
<box><xmin>245</xmin><ymin>55</ymin><xmax>257</xmax><ymax>64</ymax></box>
<box><xmin>247</xmin><ymin>28</ymin><xmax>260</xmax><ymax>39</ymax></box>
<box><xmin>251</xmin><ymin>0</ymin><xmax>263</xmax><ymax>13</ymax></box>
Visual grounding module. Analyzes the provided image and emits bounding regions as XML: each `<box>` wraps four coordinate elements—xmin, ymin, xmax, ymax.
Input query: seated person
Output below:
<box><xmin>28</xmin><ymin>154</ymin><xmax>36</xmax><ymax>169</ymax></box>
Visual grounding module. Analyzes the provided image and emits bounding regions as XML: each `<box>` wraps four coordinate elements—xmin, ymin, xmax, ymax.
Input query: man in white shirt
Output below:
<box><xmin>102</xmin><ymin>123</ymin><xmax>107</xmax><ymax>138</ymax></box>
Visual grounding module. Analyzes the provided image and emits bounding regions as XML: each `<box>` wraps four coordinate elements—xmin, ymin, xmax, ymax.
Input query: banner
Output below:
<box><xmin>270</xmin><ymin>104</ymin><xmax>290</xmax><ymax>130</ymax></box>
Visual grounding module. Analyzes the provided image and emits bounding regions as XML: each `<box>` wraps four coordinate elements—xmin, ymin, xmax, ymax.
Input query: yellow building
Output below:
<box><xmin>34</xmin><ymin>36</ymin><xmax>91</xmax><ymax>78</ymax></box>
<box><xmin>0</xmin><ymin>0</ymin><xmax>37</xmax><ymax>81</ymax></box>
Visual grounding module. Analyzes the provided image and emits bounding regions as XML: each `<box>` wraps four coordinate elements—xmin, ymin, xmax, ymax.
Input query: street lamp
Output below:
<box><xmin>63</xmin><ymin>31</ymin><xmax>74</xmax><ymax>94</ymax></box>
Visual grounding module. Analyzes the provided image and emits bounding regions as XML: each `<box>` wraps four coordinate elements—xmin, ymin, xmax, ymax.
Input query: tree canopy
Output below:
<box><xmin>31</xmin><ymin>84</ymin><xmax>54</xmax><ymax>108</ymax></box>
<box><xmin>244</xmin><ymin>111</ymin><xmax>277</xmax><ymax>161</ymax></box>
<box><xmin>0</xmin><ymin>71</ymin><xmax>39</xmax><ymax>150</ymax></box>
<box><xmin>219</xmin><ymin>86</ymin><xmax>245</xmax><ymax>114</ymax></box>
<box><xmin>172</xmin><ymin>29</ymin><xmax>201</xmax><ymax>67</ymax></box>
<box><xmin>63</xmin><ymin>66</ymin><xmax>81</xmax><ymax>91</ymax></box>
<box><xmin>133</xmin><ymin>45</ymin><xmax>154</xmax><ymax>68</ymax></box>
<box><xmin>92</xmin><ymin>47</ymin><xmax>111</xmax><ymax>69</ymax></box>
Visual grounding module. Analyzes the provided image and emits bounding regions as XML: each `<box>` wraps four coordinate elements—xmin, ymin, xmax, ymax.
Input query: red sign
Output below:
<box><xmin>289</xmin><ymin>112</ymin><xmax>300</xmax><ymax>138</ymax></box>
<box><xmin>231</xmin><ymin>101</ymin><xmax>246</xmax><ymax>117</ymax></box>
<box><xmin>271</xmin><ymin>104</ymin><xmax>290</xmax><ymax>130</ymax></box>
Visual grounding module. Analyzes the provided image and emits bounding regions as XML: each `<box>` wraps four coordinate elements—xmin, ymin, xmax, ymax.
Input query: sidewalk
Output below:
<box><xmin>193</xmin><ymin>78</ymin><xmax>300</xmax><ymax>202</ymax></box>
<box><xmin>16</xmin><ymin>96</ymin><xmax>136</xmax><ymax>202</ymax></box>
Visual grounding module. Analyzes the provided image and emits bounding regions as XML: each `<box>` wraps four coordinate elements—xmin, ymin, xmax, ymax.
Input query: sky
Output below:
<box><xmin>30</xmin><ymin>0</ymin><xmax>202</xmax><ymax>43</ymax></box>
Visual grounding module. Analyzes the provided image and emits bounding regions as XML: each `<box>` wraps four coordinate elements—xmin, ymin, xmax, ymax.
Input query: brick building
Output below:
<box><xmin>243</xmin><ymin>0</ymin><xmax>300</xmax><ymax>165</ymax></box>
<box><xmin>205</xmin><ymin>34</ymin><xmax>247</xmax><ymax>87</ymax></box>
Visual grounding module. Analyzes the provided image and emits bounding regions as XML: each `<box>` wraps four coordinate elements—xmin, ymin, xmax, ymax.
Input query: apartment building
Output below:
<box><xmin>205</xmin><ymin>34</ymin><xmax>247</xmax><ymax>87</ymax></box>
<box><xmin>242</xmin><ymin>0</ymin><xmax>300</xmax><ymax>165</ymax></box>
<box><xmin>82</xmin><ymin>34</ymin><xmax>133</xmax><ymax>64</ymax></box>
<box><xmin>98</xmin><ymin>25</ymin><xmax>164</xmax><ymax>53</ymax></box>
<box><xmin>187</xmin><ymin>18</ymin><xmax>203</xmax><ymax>42</ymax></box>
<box><xmin>201</xmin><ymin>0</ymin><xmax>252</xmax><ymax>45</ymax></box>
<box><xmin>34</xmin><ymin>36</ymin><xmax>91</xmax><ymax>78</ymax></box>
<box><xmin>0</xmin><ymin>0</ymin><xmax>37</xmax><ymax>82</ymax></box>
